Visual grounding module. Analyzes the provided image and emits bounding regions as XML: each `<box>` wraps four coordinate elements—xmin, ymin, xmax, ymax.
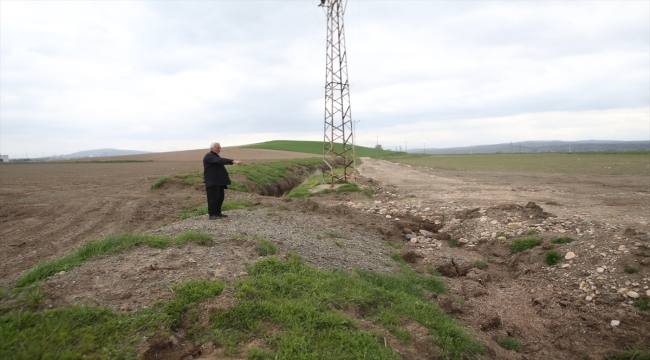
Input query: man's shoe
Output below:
<box><xmin>208</xmin><ymin>215</ymin><xmax>219</xmax><ymax>220</ymax></box>
<box><xmin>216</xmin><ymin>213</ymin><xmax>228</xmax><ymax>218</ymax></box>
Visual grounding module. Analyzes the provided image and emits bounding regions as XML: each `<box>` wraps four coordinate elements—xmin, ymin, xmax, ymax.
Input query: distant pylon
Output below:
<box><xmin>321</xmin><ymin>0</ymin><xmax>355</xmax><ymax>186</ymax></box>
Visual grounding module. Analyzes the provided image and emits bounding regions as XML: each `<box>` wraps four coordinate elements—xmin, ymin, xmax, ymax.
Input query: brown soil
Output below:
<box><xmin>0</xmin><ymin>147</ymin><xmax>317</xmax><ymax>281</ymax></box>
<box><xmin>1</xmin><ymin>150</ymin><xmax>649</xmax><ymax>360</ymax></box>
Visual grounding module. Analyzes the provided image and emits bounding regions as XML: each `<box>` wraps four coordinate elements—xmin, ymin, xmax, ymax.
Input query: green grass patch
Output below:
<box><xmin>0</xmin><ymin>304</ymin><xmax>165</xmax><ymax>359</ymax></box>
<box><xmin>228</xmin><ymin>181</ymin><xmax>248</xmax><ymax>192</ymax></box>
<box><xmin>387</xmin><ymin>240</ymin><xmax>403</xmax><ymax>249</ymax></box>
<box><xmin>150</xmin><ymin>176</ymin><xmax>172</xmax><ymax>189</ymax></box>
<box><xmin>256</xmin><ymin>239</ymin><xmax>277</xmax><ymax>256</ymax></box>
<box><xmin>3</xmin><ymin>254</ymin><xmax>483</xmax><ymax>359</ymax></box>
<box><xmin>496</xmin><ymin>232</ymin><xmax>509</xmax><ymax>238</ymax></box>
<box><xmin>390</xmin><ymin>253</ymin><xmax>407</xmax><ymax>266</ymax></box>
<box><xmin>544</xmin><ymin>250</ymin><xmax>562</xmax><ymax>265</ymax></box>
<box><xmin>448</xmin><ymin>239</ymin><xmax>458</xmax><ymax>248</ymax></box>
<box><xmin>242</xmin><ymin>140</ymin><xmax>398</xmax><ymax>158</ymax></box>
<box><xmin>201</xmin><ymin>255</ymin><xmax>479</xmax><ymax>359</ymax></box>
<box><xmin>635</xmin><ymin>296</ymin><xmax>649</xmax><ymax>311</ymax></box>
<box><xmin>474</xmin><ymin>261</ymin><xmax>488</xmax><ymax>269</ymax></box>
<box><xmin>624</xmin><ymin>267</ymin><xmax>638</xmax><ymax>274</ymax></box>
<box><xmin>509</xmin><ymin>238</ymin><xmax>542</xmax><ymax>253</ymax></box>
<box><xmin>165</xmin><ymin>280</ymin><xmax>225</xmax><ymax>327</ymax></box>
<box><xmin>526</xmin><ymin>229</ymin><xmax>539</xmax><ymax>235</ymax></box>
<box><xmin>277</xmin><ymin>205</ymin><xmax>290</xmax><ymax>211</ymax></box>
<box><xmin>0</xmin><ymin>278</ymin><xmax>224</xmax><ymax>359</ymax></box>
<box><xmin>606</xmin><ymin>348</ymin><xmax>650</xmax><ymax>360</ymax></box>
<box><xmin>266</xmin><ymin>210</ymin><xmax>280</xmax><ymax>217</ymax></box>
<box><xmin>551</xmin><ymin>237</ymin><xmax>574</xmax><ymax>244</ymax></box>
<box><xmin>498</xmin><ymin>336</ymin><xmax>521</xmax><ymax>352</ymax></box>
<box><xmin>336</xmin><ymin>183</ymin><xmax>373</xmax><ymax>198</ymax></box>
<box><xmin>284</xmin><ymin>177</ymin><xmax>321</xmax><ymax>198</ymax></box>
<box><xmin>16</xmin><ymin>232</ymin><xmax>212</xmax><ymax>288</ymax></box>
<box><xmin>229</xmin><ymin>158</ymin><xmax>322</xmax><ymax>188</ymax></box>
<box><xmin>222</xmin><ymin>201</ymin><xmax>256</xmax><ymax>212</ymax></box>
<box><xmin>180</xmin><ymin>205</ymin><xmax>208</xmax><ymax>220</ymax></box>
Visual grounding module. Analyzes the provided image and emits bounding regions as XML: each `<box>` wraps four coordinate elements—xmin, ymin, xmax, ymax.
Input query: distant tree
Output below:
<box><xmin>375</xmin><ymin>144</ymin><xmax>383</xmax><ymax>150</ymax></box>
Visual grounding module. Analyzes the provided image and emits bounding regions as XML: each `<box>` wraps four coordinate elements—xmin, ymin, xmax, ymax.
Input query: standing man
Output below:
<box><xmin>203</xmin><ymin>142</ymin><xmax>243</xmax><ymax>220</ymax></box>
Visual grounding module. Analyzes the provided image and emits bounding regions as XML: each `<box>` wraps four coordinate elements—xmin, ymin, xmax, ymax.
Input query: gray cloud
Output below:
<box><xmin>1</xmin><ymin>1</ymin><xmax>648</xmax><ymax>158</ymax></box>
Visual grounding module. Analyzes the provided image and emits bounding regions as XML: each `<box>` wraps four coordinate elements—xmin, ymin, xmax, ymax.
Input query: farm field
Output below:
<box><xmin>242</xmin><ymin>139</ymin><xmax>397</xmax><ymax>157</ymax></box>
<box><xmin>378</xmin><ymin>152</ymin><xmax>650</xmax><ymax>176</ymax></box>
<box><xmin>1</xmin><ymin>145</ymin><xmax>649</xmax><ymax>359</ymax></box>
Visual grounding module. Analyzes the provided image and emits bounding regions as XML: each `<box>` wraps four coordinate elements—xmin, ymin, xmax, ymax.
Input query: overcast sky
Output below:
<box><xmin>1</xmin><ymin>0</ymin><xmax>648</xmax><ymax>158</ymax></box>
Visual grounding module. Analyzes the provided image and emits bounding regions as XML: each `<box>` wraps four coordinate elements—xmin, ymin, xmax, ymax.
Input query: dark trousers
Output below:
<box><xmin>206</xmin><ymin>186</ymin><xmax>225</xmax><ymax>216</ymax></box>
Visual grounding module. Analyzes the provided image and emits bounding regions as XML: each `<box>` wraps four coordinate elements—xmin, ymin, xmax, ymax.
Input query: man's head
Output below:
<box><xmin>210</xmin><ymin>142</ymin><xmax>221</xmax><ymax>154</ymax></box>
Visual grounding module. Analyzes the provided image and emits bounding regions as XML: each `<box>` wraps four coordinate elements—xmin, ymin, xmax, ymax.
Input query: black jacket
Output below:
<box><xmin>203</xmin><ymin>151</ymin><xmax>234</xmax><ymax>188</ymax></box>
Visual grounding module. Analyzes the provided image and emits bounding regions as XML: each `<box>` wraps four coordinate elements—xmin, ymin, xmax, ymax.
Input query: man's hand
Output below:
<box><xmin>233</xmin><ymin>160</ymin><xmax>243</xmax><ymax>165</ymax></box>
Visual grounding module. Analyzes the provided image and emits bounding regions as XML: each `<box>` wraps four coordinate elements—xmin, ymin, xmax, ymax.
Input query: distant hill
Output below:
<box><xmin>62</xmin><ymin>148</ymin><xmax>150</xmax><ymax>159</ymax></box>
<box><xmin>412</xmin><ymin>140</ymin><xmax>650</xmax><ymax>155</ymax></box>
<box><xmin>242</xmin><ymin>140</ymin><xmax>400</xmax><ymax>157</ymax></box>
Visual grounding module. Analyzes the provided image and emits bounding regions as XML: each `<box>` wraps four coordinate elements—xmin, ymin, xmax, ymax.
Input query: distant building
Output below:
<box><xmin>0</xmin><ymin>155</ymin><xmax>9</xmax><ymax>162</ymax></box>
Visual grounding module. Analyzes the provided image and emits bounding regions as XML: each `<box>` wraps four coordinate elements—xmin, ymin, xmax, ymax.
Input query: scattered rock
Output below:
<box><xmin>419</xmin><ymin>229</ymin><xmax>433</xmax><ymax>237</ymax></box>
<box><xmin>169</xmin><ymin>335</ymin><xmax>179</xmax><ymax>346</ymax></box>
<box><xmin>610</xmin><ymin>320</ymin><xmax>620</xmax><ymax>327</ymax></box>
<box><xmin>565</xmin><ymin>252</ymin><xmax>576</xmax><ymax>260</ymax></box>
<box><xmin>626</xmin><ymin>291</ymin><xmax>639</xmax><ymax>299</ymax></box>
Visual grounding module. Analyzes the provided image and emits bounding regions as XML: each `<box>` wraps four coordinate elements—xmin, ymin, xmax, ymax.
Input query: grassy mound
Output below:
<box><xmin>16</xmin><ymin>232</ymin><xmax>213</xmax><ymax>288</ymax></box>
<box><xmin>4</xmin><ymin>254</ymin><xmax>483</xmax><ymax>359</ymax></box>
<box><xmin>242</xmin><ymin>140</ymin><xmax>400</xmax><ymax>158</ymax></box>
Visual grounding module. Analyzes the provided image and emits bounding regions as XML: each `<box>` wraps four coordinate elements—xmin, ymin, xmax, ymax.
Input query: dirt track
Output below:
<box><xmin>1</xmin><ymin>150</ymin><xmax>649</xmax><ymax>359</ymax></box>
<box><xmin>358</xmin><ymin>157</ymin><xmax>650</xmax><ymax>359</ymax></box>
<box><xmin>358</xmin><ymin>158</ymin><xmax>650</xmax><ymax>229</ymax></box>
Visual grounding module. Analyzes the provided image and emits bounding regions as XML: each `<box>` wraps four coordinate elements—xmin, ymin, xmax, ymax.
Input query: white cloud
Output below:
<box><xmin>1</xmin><ymin>1</ymin><xmax>648</xmax><ymax>158</ymax></box>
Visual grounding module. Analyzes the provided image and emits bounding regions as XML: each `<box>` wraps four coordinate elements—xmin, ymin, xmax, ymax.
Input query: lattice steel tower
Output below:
<box><xmin>320</xmin><ymin>0</ymin><xmax>355</xmax><ymax>185</ymax></box>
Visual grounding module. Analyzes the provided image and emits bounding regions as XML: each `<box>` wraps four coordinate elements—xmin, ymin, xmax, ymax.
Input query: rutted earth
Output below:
<box><xmin>1</xmin><ymin>151</ymin><xmax>649</xmax><ymax>359</ymax></box>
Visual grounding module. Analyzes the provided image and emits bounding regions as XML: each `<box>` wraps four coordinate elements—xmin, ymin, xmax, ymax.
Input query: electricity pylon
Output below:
<box><xmin>320</xmin><ymin>0</ymin><xmax>355</xmax><ymax>186</ymax></box>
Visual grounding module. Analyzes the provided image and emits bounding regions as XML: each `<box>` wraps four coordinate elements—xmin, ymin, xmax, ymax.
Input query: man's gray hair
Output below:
<box><xmin>210</xmin><ymin>142</ymin><xmax>221</xmax><ymax>148</ymax></box>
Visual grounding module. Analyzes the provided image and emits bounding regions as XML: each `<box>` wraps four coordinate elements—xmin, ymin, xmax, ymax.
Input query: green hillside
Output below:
<box><xmin>242</xmin><ymin>140</ymin><xmax>400</xmax><ymax>157</ymax></box>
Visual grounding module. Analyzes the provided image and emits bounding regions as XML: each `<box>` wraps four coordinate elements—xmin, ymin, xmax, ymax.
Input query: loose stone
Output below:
<box><xmin>565</xmin><ymin>252</ymin><xmax>576</xmax><ymax>260</ymax></box>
